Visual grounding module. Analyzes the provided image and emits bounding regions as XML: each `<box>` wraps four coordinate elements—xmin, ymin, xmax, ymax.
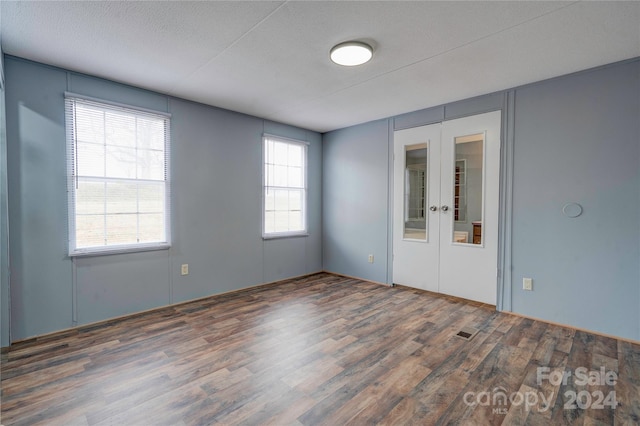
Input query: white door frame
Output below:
<box><xmin>392</xmin><ymin>111</ymin><xmax>502</xmax><ymax>305</ymax></box>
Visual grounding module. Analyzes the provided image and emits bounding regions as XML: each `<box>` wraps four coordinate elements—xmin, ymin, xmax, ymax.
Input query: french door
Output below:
<box><xmin>392</xmin><ymin>111</ymin><xmax>501</xmax><ymax>305</ymax></box>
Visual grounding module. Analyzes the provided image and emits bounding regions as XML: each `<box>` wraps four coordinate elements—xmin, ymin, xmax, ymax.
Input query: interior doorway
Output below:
<box><xmin>392</xmin><ymin>110</ymin><xmax>501</xmax><ymax>305</ymax></box>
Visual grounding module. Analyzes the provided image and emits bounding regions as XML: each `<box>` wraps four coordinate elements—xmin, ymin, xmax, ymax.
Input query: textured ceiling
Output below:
<box><xmin>1</xmin><ymin>1</ymin><xmax>639</xmax><ymax>133</ymax></box>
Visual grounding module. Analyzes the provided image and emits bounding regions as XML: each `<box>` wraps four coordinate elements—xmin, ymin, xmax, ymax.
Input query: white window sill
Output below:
<box><xmin>262</xmin><ymin>233</ymin><xmax>309</xmax><ymax>240</ymax></box>
<box><xmin>70</xmin><ymin>243</ymin><xmax>171</xmax><ymax>258</ymax></box>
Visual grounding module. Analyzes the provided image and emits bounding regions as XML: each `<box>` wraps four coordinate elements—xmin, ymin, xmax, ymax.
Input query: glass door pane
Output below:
<box><xmin>452</xmin><ymin>133</ymin><xmax>484</xmax><ymax>245</ymax></box>
<box><xmin>404</xmin><ymin>144</ymin><xmax>427</xmax><ymax>240</ymax></box>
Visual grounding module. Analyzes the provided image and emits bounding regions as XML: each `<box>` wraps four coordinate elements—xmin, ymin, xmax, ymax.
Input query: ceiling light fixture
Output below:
<box><xmin>330</xmin><ymin>41</ymin><xmax>373</xmax><ymax>66</ymax></box>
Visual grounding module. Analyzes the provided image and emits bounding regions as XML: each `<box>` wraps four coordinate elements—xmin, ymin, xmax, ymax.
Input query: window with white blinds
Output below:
<box><xmin>263</xmin><ymin>135</ymin><xmax>308</xmax><ymax>238</ymax></box>
<box><xmin>65</xmin><ymin>94</ymin><xmax>171</xmax><ymax>256</ymax></box>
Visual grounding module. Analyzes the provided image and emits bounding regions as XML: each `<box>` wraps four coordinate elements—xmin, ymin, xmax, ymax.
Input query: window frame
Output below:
<box><xmin>65</xmin><ymin>93</ymin><xmax>171</xmax><ymax>257</ymax></box>
<box><xmin>262</xmin><ymin>134</ymin><xmax>308</xmax><ymax>239</ymax></box>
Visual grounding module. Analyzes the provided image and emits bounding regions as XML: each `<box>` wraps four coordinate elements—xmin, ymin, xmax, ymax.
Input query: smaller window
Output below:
<box><xmin>262</xmin><ymin>135</ymin><xmax>308</xmax><ymax>238</ymax></box>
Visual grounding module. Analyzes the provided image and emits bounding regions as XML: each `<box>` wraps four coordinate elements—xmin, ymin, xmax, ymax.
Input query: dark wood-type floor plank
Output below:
<box><xmin>1</xmin><ymin>273</ymin><xmax>639</xmax><ymax>425</ymax></box>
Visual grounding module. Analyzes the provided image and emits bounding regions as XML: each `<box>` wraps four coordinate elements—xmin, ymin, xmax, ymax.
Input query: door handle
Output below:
<box><xmin>441</xmin><ymin>205</ymin><xmax>449</xmax><ymax>212</ymax></box>
<box><xmin>429</xmin><ymin>205</ymin><xmax>438</xmax><ymax>212</ymax></box>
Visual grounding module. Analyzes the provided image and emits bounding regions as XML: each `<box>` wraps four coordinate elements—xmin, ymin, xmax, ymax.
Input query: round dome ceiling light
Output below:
<box><xmin>330</xmin><ymin>41</ymin><xmax>373</xmax><ymax>66</ymax></box>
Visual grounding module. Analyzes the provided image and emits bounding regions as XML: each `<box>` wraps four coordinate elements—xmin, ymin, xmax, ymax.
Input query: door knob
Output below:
<box><xmin>441</xmin><ymin>205</ymin><xmax>449</xmax><ymax>212</ymax></box>
<box><xmin>429</xmin><ymin>205</ymin><xmax>438</xmax><ymax>212</ymax></box>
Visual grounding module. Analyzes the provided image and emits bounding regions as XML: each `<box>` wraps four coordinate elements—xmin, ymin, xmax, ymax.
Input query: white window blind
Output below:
<box><xmin>263</xmin><ymin>135</ymin><xmax>307</xmax><ymax>238</ymax></box>
<box><xmin>65</xmin><ymin>94</ymin><xmax>171</xmax><ymax>256</ymax></box>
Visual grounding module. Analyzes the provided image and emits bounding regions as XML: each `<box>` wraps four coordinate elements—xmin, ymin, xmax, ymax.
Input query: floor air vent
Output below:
<box><xmin>454</xmin><ymin>326</ymin><xmax>479</xmax><ymax>341</ymax></box>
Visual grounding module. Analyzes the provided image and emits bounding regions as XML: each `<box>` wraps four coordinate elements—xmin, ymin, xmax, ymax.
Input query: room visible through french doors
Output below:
<box><xmin>392</xmin><ymin>111</ymin><xmax>501</xmax><ymax>305</ymax></box>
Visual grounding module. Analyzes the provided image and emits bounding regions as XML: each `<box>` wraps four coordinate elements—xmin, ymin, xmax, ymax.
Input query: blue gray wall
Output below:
<box><xmin>4</xmin><ymin>54</ymin><xmax>639</xmax><ymax>343</ymax></box>
<box><xmin>322</xmin><ymin>59</ymin><xmax>640</xmax><ymax>341</ymax></box>
<box><xmin>4</xmin><ymin>56</ymin><xmax>322</xmax><ymax>342</ymax></box>
<box><xmin>322</xmin><ymin>119</ymin><xmax>390</xmax><ymax>284</ymax></box>
<box><xmin>1</xmin><ymin>48</ymin><xmax>10</xmax><ymax>347</ymax></box>
<box><xmin>511</xmin><ymin>60</ymin><xmax>639</xmax><ymax>340</ymax></box>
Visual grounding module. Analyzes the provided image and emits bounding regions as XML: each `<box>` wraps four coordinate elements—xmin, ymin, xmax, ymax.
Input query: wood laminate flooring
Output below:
<box><xmin>1</xmin><ymin>273</ymin><xmax>639</xmax><ymax>425</ymax></box>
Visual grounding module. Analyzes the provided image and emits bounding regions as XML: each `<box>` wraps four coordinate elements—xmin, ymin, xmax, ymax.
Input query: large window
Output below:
<box><xmin>65</xmin><ymin>94</ymin><xmax>170</xmax><ymax>256</ymax></box>
<box><xmin>263</xmin><ymin>135</ymin><xmax>307</xmax><ymax>238</ymax></box>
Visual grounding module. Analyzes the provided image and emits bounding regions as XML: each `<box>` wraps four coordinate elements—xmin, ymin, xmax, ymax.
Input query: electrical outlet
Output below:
<box><xmin>181</xmin><ymin>264</ymin><xmax>189</xmax><ymax>276</ymax></box>
<box><xmin>368</xmin><ymin>254</ymin><xmax>374</xmax><ymax>263</ymax></box>
<box><xmin>523</xmin><ymin>278</ymin><xmax>533</xmax><ymax>291</ymax></box>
